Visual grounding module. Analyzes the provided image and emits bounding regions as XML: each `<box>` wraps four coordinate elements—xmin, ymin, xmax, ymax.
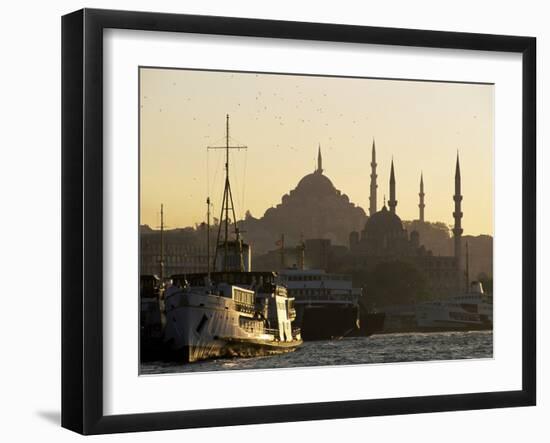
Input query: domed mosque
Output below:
<box><xmin>348</xmin><ymin>140</ymin><xmax>465</xmax><ymax>294</ymax></box>
<box><xmin>243</xmin><ymin>140</ymin><xmax>465</xmax><ymax>295</ymax></box>
<box><xmin>241</xmin><ymin>146</ymin><xmax>367</xmax><ymax>253</ymax></box>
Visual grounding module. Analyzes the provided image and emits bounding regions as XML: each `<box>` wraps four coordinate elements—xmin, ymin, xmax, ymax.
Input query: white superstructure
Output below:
<box><xmin>164</xmin><ymin>272</ymin><xmax>301</xmax><ymax>362</ymax></box>
<box><xmin>277</xmin><ymin>269</ymin><xmax>361</xmax><ymax>305</ymax></box>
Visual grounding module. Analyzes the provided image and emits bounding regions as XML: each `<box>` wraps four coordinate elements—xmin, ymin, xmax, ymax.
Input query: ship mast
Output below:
<box><xmin>159</xmin><ymin>203</ymin><xmax>165</xmax><ymax>281</ymax></box>
<box><xmin>208</xmin><ymin>115</ymin><xmax>247</xmax><ymax>271</ymax></box>
<box><xmin>158</xmin><ymin>203</ymin><xmax>167</xmax><ymax>330</ymax></box>
<box><xmin>206</xmin><ymin>197</ymin><xmax>211</xmax><ymax>277</ymax></box>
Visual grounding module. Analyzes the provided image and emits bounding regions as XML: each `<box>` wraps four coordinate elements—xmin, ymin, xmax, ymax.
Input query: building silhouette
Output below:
<box><xmin>140</xmin><ymin>225</ymin><xmax>212</xmax><ymax>276</ymax></box>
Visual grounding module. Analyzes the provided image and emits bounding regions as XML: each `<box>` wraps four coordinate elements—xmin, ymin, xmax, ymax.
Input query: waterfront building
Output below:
<box><xmin>140</xmin><ymin>225</ymin><xmax>212</xmax><ymax>276</ymax></box>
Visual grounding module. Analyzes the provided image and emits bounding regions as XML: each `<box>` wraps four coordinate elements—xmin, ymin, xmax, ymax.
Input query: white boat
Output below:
<box><xmin>164</xmin><ymin>272</ymin><xmax>301</xmax><ymax>362</ymax></box>
<box><xmin>162</xmin><ymin>115</ymin><xmax>302</xmax><ymax>363</ymax></box>
<box><xmin>416</xmin><ymin>281</ymin><xmax>493</xmax><ymax>331</ymax></box>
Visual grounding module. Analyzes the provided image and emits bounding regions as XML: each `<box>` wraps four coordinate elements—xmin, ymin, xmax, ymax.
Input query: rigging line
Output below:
<box><xmin>241</xmin><ymin>148</ymin><xmax>248</xmax><ymax>221</ymax></box>
<box><xmin>211</xmin><ymin>148</ymin><xmax>223</xmax><ymax>207</ymax></box>
<box><xmin>212</xmin><ymin>135</ymin><xmax>226</xmax><ymax>146</ymax></box>
<box><xmin>230</xmin><ymin>150</ymin><xmax>242</xmax><ymax>223</ymax></box>
<box><xmin>211</xmin><ymin>150</ymin><xmax>225</xmax><ymax>227</ymax></box>
<box><xmin>228</xmin><ymin>134</ymin><xmax>243</xmax><ymax>145</ymax></box>
<box><xmin>225</xmin><ymin>135</ymin><xmax>246</xmax><ymax>221</ymax></box>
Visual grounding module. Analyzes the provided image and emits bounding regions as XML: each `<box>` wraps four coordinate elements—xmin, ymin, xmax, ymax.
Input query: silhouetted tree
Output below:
<box><xmin>354</xmin><ymin>260</ymin><xmax>430</xmax><ymax>308</ymax></box>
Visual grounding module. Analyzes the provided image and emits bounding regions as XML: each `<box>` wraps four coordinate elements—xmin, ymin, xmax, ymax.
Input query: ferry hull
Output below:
<box><xmin>164</xmin><ymin>299</ymin><xmax>235</xmax><ymax>362</ymax></box>
<box><xmin>222</xmin><ymin>338</ymin><xmax>302</xmax><ymax>358</ymax></box>
<box><xmin>168</xmin><ymin>340</ymin><xmax>302</xmax><ymax>363</ymax></box>
<box><xmin>164</xmin><ymin>291</ymin><xmax>301</xmax><ymax>363</ymax></box>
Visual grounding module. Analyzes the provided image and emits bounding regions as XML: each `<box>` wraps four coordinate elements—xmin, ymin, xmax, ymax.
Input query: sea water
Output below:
<box><xmin>140</xmin><ymin>330</ymin><xmax>493</xmax><ymax>374</ymax></box>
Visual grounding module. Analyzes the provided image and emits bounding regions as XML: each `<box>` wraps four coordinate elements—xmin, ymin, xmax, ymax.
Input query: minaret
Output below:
<box><xmin>453</xmin><ymin>152</ymin><xmax>464</xmax><ymax>291</ymax></box>
<box><xmin>317</xmin><ymin>144</ymin><xmax>323</xmax><ymax>174</ymax></box>
<box><xmin>388</xmin><ymin>158</ymin><xmax>397</xmax><ymax>214</ymax></box>
<box><xmin>159</xmin><ymin>203</ymin><xmax>165</xmax><ymax>281</ymax></box>
<box><xmin>369</xmin><ymin>139</ymin><xmax>378</xmax><ymax>216</ymax></box>
<box><xmin>419</xmin><ymin>172</ymin><xmax>425</xmax><ymax>222</ymax></box>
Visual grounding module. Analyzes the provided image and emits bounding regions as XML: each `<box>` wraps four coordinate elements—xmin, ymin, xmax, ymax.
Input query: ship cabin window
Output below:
<box><xmin>233</xmin><ymin>289</ymin><xmax>254</xmax><ymax>306</ymax></box>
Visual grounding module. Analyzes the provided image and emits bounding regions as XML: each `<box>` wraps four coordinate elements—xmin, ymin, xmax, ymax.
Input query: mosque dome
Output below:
<box><xmin>295</xmin><ymin>170</ymin><xmax>337</xmax><ymax>196</ymax></box>
<box><xmin>363</xmin><ymin>205</ymin><xmax>405</xmax><ymax>239</ymax></box>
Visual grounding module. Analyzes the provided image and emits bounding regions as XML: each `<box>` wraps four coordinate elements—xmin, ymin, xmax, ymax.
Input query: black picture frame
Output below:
<box><xmin>61</xmin><ymin>8</ymin><xmax>536</xmax><ymax>435</ymax></box>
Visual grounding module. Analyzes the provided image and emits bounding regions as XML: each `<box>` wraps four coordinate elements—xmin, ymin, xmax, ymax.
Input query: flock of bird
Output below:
<box><xmin>141</xmin><ymin>72</ymin><xmax>381</xmax><ymax>154</ymax></box>
<box><xmin>140</xmin><ymin>70</ymin><xmax>483</xmax><ymax>228</ymax></box>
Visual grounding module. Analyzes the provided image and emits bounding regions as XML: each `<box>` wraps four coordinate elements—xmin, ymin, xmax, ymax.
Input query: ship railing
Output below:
<box><xmin>262</xmin><ymin>327</ymin><xmax>302</xmax><ymax>341</ymax></box>
<box><xmin>297</xmin><ymin>297</ymin><xmax>358</xmax><ymax>305</ymax></box>
<box><xmin>293</xmin><ymin>293</ymin><xmax>358</xmax><ymax>303</ymax></box>
<box><xmin>234</xmin><ymin>300</ymin><xmax>256</xmax><ymax>314</ymax></box>
<box><xmin>240</xmin><ymin>324</ymin><xmax>275</xmax><ymax>335</ymax></box>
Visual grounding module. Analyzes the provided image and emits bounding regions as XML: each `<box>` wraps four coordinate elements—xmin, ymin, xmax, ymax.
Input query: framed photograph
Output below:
<box><xmin>62</xmin><ymin>8</ymin><xmax>536</xmax><ymax>434</ymax></box>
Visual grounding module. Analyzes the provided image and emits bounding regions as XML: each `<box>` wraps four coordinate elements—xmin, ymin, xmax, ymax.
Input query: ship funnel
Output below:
<box><xmin>215</xmin><ymin>240</ymin><xmax>252</xmax><ymax>272</ymax></box>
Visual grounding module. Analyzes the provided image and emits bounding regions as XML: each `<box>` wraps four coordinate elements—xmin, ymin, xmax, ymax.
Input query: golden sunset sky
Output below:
<box><xmin>140</xmin><ymin>68</ymin><xmax>493</xmax><ymax>236</ymax></box>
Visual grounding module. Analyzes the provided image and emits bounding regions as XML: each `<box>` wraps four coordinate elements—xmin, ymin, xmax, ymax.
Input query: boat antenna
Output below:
<box><xmin>280</xmin><ymin>233</ymin><xmax>285</xmax><ymax>269</ymax></box>
<box><xmin>207</xmin><ymin>114</ymin><xmax>247</xmax><ymax>271</ymax></box>
<box><xmin>297</xmin><ymin>232</ymin><xmax>305</xmax><ymax>270</ymax></box>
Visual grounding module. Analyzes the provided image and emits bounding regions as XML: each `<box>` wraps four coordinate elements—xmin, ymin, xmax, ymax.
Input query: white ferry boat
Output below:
<box><xmin>164</xmin><ymin>271</ymin><xmax>301</xmax><ymax>362</ymax></box>
<box><xmin>162</xmin><ymin>115</ymin><xmax>302</xmax><ymax>362</ymax></box>
<box><xmin>416</xmin><ymin>281</ymin><xmax>493</xmax><ymax>331</ymax></box>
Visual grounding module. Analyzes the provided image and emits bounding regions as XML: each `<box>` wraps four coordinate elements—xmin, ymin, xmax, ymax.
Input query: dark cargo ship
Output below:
<box><xmin>278</xmin><ymin>269</ymin><xmax>361</xmax><ymax>340</ymax></box>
